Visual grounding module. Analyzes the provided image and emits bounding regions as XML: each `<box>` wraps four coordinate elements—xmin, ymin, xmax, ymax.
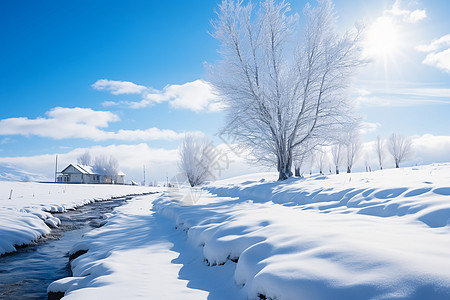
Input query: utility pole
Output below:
<box><xmin>54</xmin><ymin>155</ymin><xmax>58</xmax><ymax>183</ymax></box>
<box><xmin>143</xmin><ymin>165</ymin><xmax>146</xmax><ymax>186</ymax></box>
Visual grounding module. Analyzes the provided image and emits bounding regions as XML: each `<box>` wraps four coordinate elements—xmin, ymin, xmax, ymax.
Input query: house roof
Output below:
<box><xmin>60</xmin><ymin>164</ymin><xmax>97</xmax><ymax>175</ymax></box>
<box><xmin>117</xmin><ymin>171</ymin><xmax>126</xmax><ymax>176</ymax></box>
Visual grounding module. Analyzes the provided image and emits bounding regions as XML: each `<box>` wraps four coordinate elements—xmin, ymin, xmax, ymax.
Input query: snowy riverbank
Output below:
<box><xmin>0</xmin><ymin>181</ymin><xmax>161</xmax><ymax>255</ymax></box>
<box><xmin>49</xmin><ymin>163</ymin><xmax>450</xmax><ymax>299</ymax></box>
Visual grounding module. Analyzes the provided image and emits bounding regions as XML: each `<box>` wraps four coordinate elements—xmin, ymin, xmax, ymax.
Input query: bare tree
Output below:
<box><xmin>293</xmin><ymin>141</ymin><xmax>314</xmax><ymax>177</ymax></box>
<box><xmin>93</xmin><ymin>155</ymin><xmax>119</xmax><ymax>183</ymax></box>
<box><xmin>316</xmin><ymin>149</ymin><xmax>328</xmax><ymax>175</ymax></box>
<box><xmin>374</xmin><ymin>136</ymin><xmax>384</xmax><ymax>170</ymax></box>
<box><xmin>294</xmin><ymin>153</ymin><xmax>307</xmax><ymax>177</ymax></box>
<box><xmin>179</xmin><ymin>133</ymin><xmax>214</xmax><ymax>187</ymax></box>
<box><xmin>77</xmin><ymin>151</ymin><xmax>91</xmax><ymax>166</ymax></box>
<box><xmin>388</xmin><ymin>133</ymin><xmax>413</xmax><ymax>168</ymax></box>
<box><xmin>331</xmin><ymin>143</ymin><xmax>343</xmax><ymax>174</ymax></box>
<box><xmin>344</xmin><ymin>131</ymin><xmax>361</xmax><ymax>173</ymax></box>
<box><xmin>294</xmin><ymin>157</ymin><xmax>303</xmax><ymax>177</ymax></box>
<box><xmin>210</xmin><ymin>0</ymin><xmax>363</xmax><ymax>180</ymax></box>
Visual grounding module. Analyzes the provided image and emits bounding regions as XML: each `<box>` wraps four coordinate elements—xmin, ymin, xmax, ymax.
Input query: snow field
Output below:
<box><xmin>0</xmin><ymin>181</ymin><xmax>160</xmax><ymax>255</ymax></box>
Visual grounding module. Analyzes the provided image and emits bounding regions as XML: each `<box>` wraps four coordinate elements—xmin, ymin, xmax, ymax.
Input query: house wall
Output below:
<box><xmin>70</xmin><ymin>174</ymin><xmax>83</xmax><ymax>183</ymax></box>
<box><xmin>116</xmin><ymin>176</ymin><xmax>125</xmax><ymax>184</ymax></box>
<box><xmin>64</xmin><ymin>165</ymin><xmax>79</xmax><ymax>174</ymax></box>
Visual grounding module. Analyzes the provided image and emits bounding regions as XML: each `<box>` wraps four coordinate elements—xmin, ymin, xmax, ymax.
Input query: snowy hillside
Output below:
<box><xmin>0</xmin><ymin>164</ymin><xmax>49</xmax><ymax>182</ymax></box>
<box><xmin>49</xmin><ymin>163</ymin><xmax>450</xmax><ymax>299</ymax></box>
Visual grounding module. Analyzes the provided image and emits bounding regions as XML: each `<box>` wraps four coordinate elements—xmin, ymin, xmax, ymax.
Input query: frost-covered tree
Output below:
<box><xmin>179</xmin><ymin>133</ymin><xmax>214</xmax><ymax>187</ymax></box>
<box><xmin>93</xmin><ymin>155</ymin><xmax>119</xmax><ymax>183</ymax></box>
<box><xmin>374</xmin><ymin>135</ymin><xmax>384</xmax><ymax>170</ymax></box>
<box><xmin>211</xmin><ymin>0</ymin><xmax>363</xmax><ymax>180</ymax></box>
<box><xmin>77</xmin><ymin>151</ymin><xmax>91</xmax><ymax>166</ymax></box>
<box><xmin>388</xmin><ymin>133</ymin><xmax>412</xmax><ymax>168</ymax></box>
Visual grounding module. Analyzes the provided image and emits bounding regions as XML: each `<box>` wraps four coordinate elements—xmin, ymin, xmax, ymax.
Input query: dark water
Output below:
<box><xmin>0</xmin><ymin>197</ymin><xmax>130</xmax><ymax>299</ymax></box>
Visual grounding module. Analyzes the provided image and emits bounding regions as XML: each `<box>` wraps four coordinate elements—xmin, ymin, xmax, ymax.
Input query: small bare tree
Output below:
<box><xmin>179</xmin><ymin>133</ymin><xmax>213</xmax><ymax>187</ymax></box>
<box><xmin>344</xmin><ymin>131</ymin><xmax>361</xmax><ymax>173</ymax></box>
<box><xmin>374</xmin><ymin>136</ymin><xmax>384</xmax><ymax>170</ymax></box>
<box><xmin>316</xmin><ymin>149</ymin><xmax>328</xmax><ymax>175</ymax></box>
<box><xmin>77</xmin><ymin>151</ymin><xmax>91</xmax><ymax>166</ymax></box>
<box><xmin>93</xmin><ymin>155</ymin><xmax>119</xmax><ymax>183</ymax></box>
<box><xmin>388</xmin><ymin>133</ymin><xmax>413</xmax><ymax>168</ymax></box>
<box><xmin>331</xmin><ymin>143</ymin><xmax>343</xmax><ymax>174</ymax></box>
<box><xmin>294</xmin><ymin>156</ymin><xmax>304</xmax><ymax>177</ymax></box>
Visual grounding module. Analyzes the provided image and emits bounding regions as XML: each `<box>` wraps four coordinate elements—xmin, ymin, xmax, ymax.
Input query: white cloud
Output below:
<box><xmin>112</xmin><ymin>128</ymin><xmax>185</xmax><ymax>141</ymax></box>
<box><xmin>411</xmin><ymin>134</ymin><xmax>450</xmax><ymax>165</ymax></box>
<box><xmin>417</xmin><ymin>34</ymin><xmax>450</xmax><ymax>73</ymax></box>
<box><xmin>1</xmin><ymin>137</ymin><xmax>13</xmax><ymax>144</ymax></box>
<box><xmin>0</xmin><ymin>107</ymin><xmax>185</xmax><ymax>141</ymax></box>
<box><xmin>385</xmin><ymin>0</ymin><xmax>426</xmax><ymax>23</ymax></box>
<box><xmin>422</xmin><ymin>48</ymin><xmax>450</xmax><ymax>73</ymax></box>
<box><xmin>417</xmin><ymin>34</ymin><xmax>450</xmax><ymax>53</ymax></box>
<box><xmin>165</xmin><ymin>80</ymin><xmax>221</xmax><ymax>111</ymax></box>
<box><xmin>101</xmin><ymin>100</ymin><xmax>120</xmax><ymax>107</ymax></box>
<box><xmin>92</xmin><ymin>79</ymin><xmax>148</xmax><ymax>95</ymax></box>
<box><xmin>97</xmin><ymin>79</ymin><xmax>222</xmax><ymax>112</ymax></box>
<box><xmin>354</xmin><ymin>82</ymin><xmax>450</xmax><ymax>107</ymax></box>
<box><xmin>359</xmin><ymin>122</ymin><xmax>381</xmax><ymax>135</ymax></box>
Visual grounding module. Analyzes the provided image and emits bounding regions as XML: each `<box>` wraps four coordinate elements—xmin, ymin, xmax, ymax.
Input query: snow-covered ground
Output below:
<box><xmin>49</xmin><ymin>163</ymin><xmax>450</xmax><ymax>299</ymax></box>
<box><xmin>0</xmin><ymin>181</ymin><xmax>160</xmax><ymax>255</ymax></box>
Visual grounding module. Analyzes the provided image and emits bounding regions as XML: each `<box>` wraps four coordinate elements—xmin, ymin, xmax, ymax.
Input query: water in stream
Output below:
<box><xmin>0</xmin><ymin>197</ymin><xmax>129</xmax><ymax>299</ymax></box>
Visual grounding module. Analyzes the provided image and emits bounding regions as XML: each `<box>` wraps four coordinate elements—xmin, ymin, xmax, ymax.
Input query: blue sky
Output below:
<box><xmin>1</xmin><ymin>0</ymin><xmax>450</xmax><ymax>182</ymax></box>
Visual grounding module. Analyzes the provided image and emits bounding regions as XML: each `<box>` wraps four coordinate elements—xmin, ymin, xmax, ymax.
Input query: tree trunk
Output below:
<box><xmin>277</xmin><ymin>155</ymin><xmax>292</xmax><ymax>181</ymax></box>
<box><xmin>347</xmin><ymin>166</ymin><xmax>351</xmax><ymax>173</ymax></box>
<box><xmin>335</xmin><ymin>166</ymin><xmax>339</xmax><ymax>175</ymax></box>
<box><xmin>294</xmin><ymin>167</ymin><xmax>300</xmax><ymax>177</ymax></box>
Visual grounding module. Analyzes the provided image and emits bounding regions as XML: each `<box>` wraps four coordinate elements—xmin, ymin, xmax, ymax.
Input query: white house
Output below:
<box><xmin>57</xmin><ymin>164</ymin><xmax>125</xmax><ymax>184</ymax></box>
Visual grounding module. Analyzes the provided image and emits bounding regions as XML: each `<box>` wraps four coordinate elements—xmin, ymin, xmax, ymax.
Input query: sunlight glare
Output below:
<box><xmin>365</xmin><ymin>16</ymin><xmax>400</xmax><ymax>60</ymax></box>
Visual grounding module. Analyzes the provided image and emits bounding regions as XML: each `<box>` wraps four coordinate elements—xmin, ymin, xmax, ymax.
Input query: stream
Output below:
<box><xmin>0</xmin><ymin>197</ymin><xmax>131</xmax><ymax>299</ymax></box>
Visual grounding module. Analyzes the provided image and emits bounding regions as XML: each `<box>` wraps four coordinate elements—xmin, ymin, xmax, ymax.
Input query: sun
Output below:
<box><xmin>364</xmin><ymin>16</ymin><xmax>401</xmax><ymax>61</ymax></box>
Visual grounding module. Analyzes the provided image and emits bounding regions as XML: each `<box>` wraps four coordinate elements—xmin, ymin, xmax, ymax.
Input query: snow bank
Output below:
<box><xmin>0</xmin><ymin>181</ymin><xmax>160</xmax><ymax>255</ymax></box>
<box><xmin>48</xmin><ymin>194</ymin><xmax>242</xmax><ymax>299</ymax></box>
<box><xmin>154</xmin><ymin>164</ymin><xmax>450</xmax><ymax>299</ymax></box>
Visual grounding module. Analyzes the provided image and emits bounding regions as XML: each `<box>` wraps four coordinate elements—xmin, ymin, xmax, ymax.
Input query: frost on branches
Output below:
<box><xmin>210</xmin><ymin>0</ymin><xmax>364</xmax><ymax>180</ymax></box>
